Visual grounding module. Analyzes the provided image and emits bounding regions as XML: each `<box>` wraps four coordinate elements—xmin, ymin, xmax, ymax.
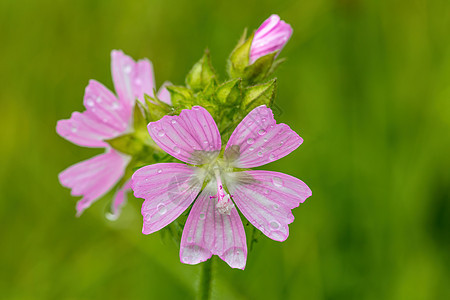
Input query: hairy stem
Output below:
<box><xmin>198</xmin><ymin>258</ymin><xmax>213</xmax><ymax>300</ymax></box>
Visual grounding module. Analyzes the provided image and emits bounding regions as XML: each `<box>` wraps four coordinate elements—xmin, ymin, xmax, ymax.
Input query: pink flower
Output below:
<box><xmin>57</xmin><ymin>50</ymin><xmax>171</xmax><ymax>217</ymax></box>
<box><xmin>250</xmin><ymin>14</ymin><xmax>293</xmax><ymax>64</ymax></box>
<box><xmin>132</xmin><ymin>105</ymin><xmax>311</xmax><ymax>269</ymax></box>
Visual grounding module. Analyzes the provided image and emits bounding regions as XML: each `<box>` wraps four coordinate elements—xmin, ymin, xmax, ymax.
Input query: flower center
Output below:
<box><xmin>213</xmin><ymin>168</ymin><xmax>234</xmax><ymax>215</ymax></box>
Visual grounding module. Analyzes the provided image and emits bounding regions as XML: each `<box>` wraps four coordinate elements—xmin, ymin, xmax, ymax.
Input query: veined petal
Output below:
<box><xmin>250</xmin><ymin>15</ymin><xmax>292</xmax><ymax>63</ymax></box>
<box><xmin>111</xmin><ymin>50</ymin><xmax>155</xmax><ymax>109</ymax></box>
<box><xmin>225</xmin><ymin>105</ymin><xmax>302</xmax><ymax>168</ymax></box>
<box><xmin>57</xmin><ymin>109</ymin><xmax>125</xmax><ymax>148</ymax></box>
<box><xmin>180</xmin><ymin>181</ymin><xmax>247</xmax><ymax>269</ymax></box>
<box><xmin>83</xmin><ymin>80</ymin><xmax>130</xmax><ymax>131</ymax></box>
<box><xmin>148</xmin><ymin>106</ymin><xmax>221</xmax><ymax>165</ymax></box>
<box><xmin>157</xmin><ymin>81</ymin><xmax>172</xmax><ymax>105</ymax></box>
<box><xmin>132</xmin><ymin>163</ymin><xmax>205</xmax><ymax>234</ymax></box>
<box><xmin>226</xmin><ymin>170</ymin><xmax>311</xmax><ymax>242</ymax></box>
<box><xmin>58</xmin><ymin>149</ymin><xmax>130</xmax><ymax>216</ymax></box>
<box><xmin>109</xmin><ymin>179</ymin><xmax>132</xmax><ymax>220</ymax></box>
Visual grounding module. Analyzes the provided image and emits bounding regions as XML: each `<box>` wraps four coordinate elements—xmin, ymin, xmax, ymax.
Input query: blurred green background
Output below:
<box><xmin>1</xmin><ymin>0</ymin><xmax>449</xmax><ymax>299</ymax></box>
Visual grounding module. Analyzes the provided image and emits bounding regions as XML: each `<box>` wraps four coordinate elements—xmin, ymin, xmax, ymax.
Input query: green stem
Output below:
<box><xmin>198</xmin><ymin>258</ymin><xmax>213</xmax><ymax>300</ymax></box>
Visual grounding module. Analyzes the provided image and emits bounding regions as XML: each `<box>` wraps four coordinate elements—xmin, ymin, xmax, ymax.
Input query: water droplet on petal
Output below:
<box><xmin>247</xmin><ymin>138</ymin><xmax>254</xmax><ymax>145</ymax></box>
<box><xmin>269</xmin><ymin>153</ymin><xmax>277</xmax><ymax>161</ymax></box>
<box><xmin>263</xmin><ymin>189</ymin><xmax>271</xmax><ymax>195</ymax></box>
<box><xmin>272</xmin><ymin>176</ymin><xmax>283</xmax><ymax>187</ymax></box>
<box><xmin>96</xmin><ymin>97</ymin><xmax>102</xmax><ymax>103</ymax></box>
<box><xmin>257</xmin><ymin>151</ymin><xmax>263</xmax><ymax>157</ymax></box>
<box><xmin>270</xmin><ymin>220</ymin><xmax>281</xmax><ymax>230</ymax></box>
<box><xmin>157</xmin><ymin>130</ymin><xmax>165</xmax><ymax>137</ymax></box>
<box><xmin>262</xmin><ymin>118</ymin><xmax>267</xmax><ymax>123</ymax></box>
<box><xmin>157</xmin><ymin>203</ymin><xmax>167</xmax><ymax>215</ymax></box>
<box><xmin>247</xmin><ymin>121</ymin><xmax>253</xmax><ymax>126</ymax></box>
<box><xmin>263</xmin><ymin>137</ymin><xmax>268</xmax><ymax>142</ymax></box>
<box><xmin>124</xmin><ymin>65</ymin><xmax>132</xmax><ymax>73</ymax></box>
<box><xmin>258</xmin><ymin>129</ymin><xmax>266</xmax><ymax>135</ymax></box>
<box><xmin>173</xmin><ymin>146</ymin><xmax>181</xmax><ymax>154</ymax></box>
<box><xmin>249</xmin><ymin>146</ymin><xmax>255</xmax><ymax>151</ymax></box>
<box><xmin>71</xmin><ymin>127</ymin><xmax>77</xmax><ymax>133</ymax></box>
<box><xmin>199</xmin><ymin>213</ymin><xmax>205</xmax><ymax>220</ymax></box>
<box><xmin>187</xmin><ymin>237</ymin><xmax>193</xmax><ymax>243</ymax></box>
<box><xmin>171</xmin><ymin>119</ymin><xmax>177</xmax><ymax>124</ymax></box>
<box><xmin>144</xmin><ymin>213</ymin><xmax>151</xmax><ymax>221</ymax></box>
<box><xmin>273</xmin><ymin>204</ymin><xmax>280</xmax><ymax>210</ymax></box>
<box><xmin>112</xmin><ymin>102</ymin><xmax>120</xmax><ymax>110</ymax></box>
<box><xmin>135</xmin><ymin>78</ymin><xmax>142</xmax><ymax>85</ymax></box>
<box><xmin>157</xmin><ymin>169</ymin><xmax>162</xmax><ymax>174</ymax></box>
<box><xmin>86</xmin><ymin>99</ymin><xmax>94</xmax><ymax>107</ymax></box>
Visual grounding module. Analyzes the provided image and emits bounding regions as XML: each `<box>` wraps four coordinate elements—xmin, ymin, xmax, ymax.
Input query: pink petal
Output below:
<box><xmin>147</xmin><ymin>106</ymin><xmax>221</xmax><ymax>165</ymax></box>
<box><xmin>226</xmin><ymin>170</ymin><xmax>311</xmax><ymax>242</ymax></box>
<box><xmin>56</xmin><ymin>80</ymin><xmax>131</xmax><ymax>148</ymax></box>
<box><xmin>250</xmin><ymin>15</ymin><xmax>293</xmax><ymax>63</ymax></box>
<box><xmin>132</xmin><ymin>163</ymin><xmax>205</xmax><ymax>234</ymax></box>
<box><xmin>225</xmin><ymin>105</ymin><xmax>303</xmax><ymax>168</ymax></box>
<box><xmin>83</xmin><ymin>80</ymin><xmax>131</xmax><ymax>130</ymax></box>
<box><xmin>109</xmin><ymin>179</ymin><xmax>133</xmax><ymax>220</ymax></box>
<box><xmin>111</xmin><ymin>50</ymin><xmax>155</xmax><ymax>109</ymax></box>
<box><xmin>59</xmin><ymin>150</ymin><xmax>130</xmax><ymax>216</ymax></box>
<box><xmin>180</xmin><ymin>182</ymin><xmax>247</xmax><ymax>269</ymax></box>
<box><xmin>157</xmin><ymin>81</ymin><xmax>172</xmax><ymax>105</ymax></box>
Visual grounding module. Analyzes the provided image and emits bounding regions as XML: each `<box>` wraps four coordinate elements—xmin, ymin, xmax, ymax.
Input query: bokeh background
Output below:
<box><xmin>1</xmin><ymin>0</ymin><xmax>449</xmax><ymax>299</ymax></box>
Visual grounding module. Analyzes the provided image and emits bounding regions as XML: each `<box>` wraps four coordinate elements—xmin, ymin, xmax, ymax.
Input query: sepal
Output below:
<box><xmin>186</xmin><ymin>50</ymin><xmax>217</xmax><ymax>92</ymax></box>
<box><xmin>242</xmin><ymin>78</ymin><xmax>277</xmax><ymax>111</ymax></box>
<box><xmin>144</xmin><ymin>93</ymin><xmax>173</xmax><ymax>122</ymax></box>
<box><xmin>166</xmin><ymin>85</ymin><xmax>194</xmax><ymax>108</ymax></box>
<box><xmin>216</xmin><ymin>79</ymin><xmax>241</xmax><ymax>105</ymax></box>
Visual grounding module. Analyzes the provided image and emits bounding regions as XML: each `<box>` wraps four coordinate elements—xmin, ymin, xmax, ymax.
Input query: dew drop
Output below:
<box><xmin>249</xmin><ymin>146</ymin><xmax>255</xmax><ymax>151</ymax></box>
<box><xmin>263</xmin><ymin>137</ymin><xmax>268</xmax><ymax>142</ymax></box>
<box><xmin>258</xmin><ymin>129</ymin><xmax>266</xmax><ymax>135</ymax></box>
<box><xmin>144</xmin><ymin>213</ymin><xmax>151</xmax><ymax>221</ymax></box>
<box><xmin>171</xmin><ymin>119</ymin><xmax>177</xmax><ymax>124</ymax></box>
<box><xmin>173</xmin><ymin>146</ymin><xmax>181</xmax><ymax>154</ymax></box>
<box><xmin>123</xmin><ymin>65</ymin><xmax>132</xmax><ymax>73</ymax></box>
<box><xmin>135</xmin><ymin>78</ymin><xmax>142</xmax><ymax>85</ymax></box>
<box><xmin>86</xmin><ymin>99</ymin><xmax>94</xmax><ymax>107</ymax></box>
<box><xmin>247</xmin><ymin>138</ymin><xmax>254</xmax><ymax>145</ymax></box>
<box><xmin>273</xmin><ymin>204</ymin><xmax>280</xmax><ymax>210</ymax></box>
<box><xmin>247</xmin><ymin>121</ymin><xmax>253</xmax><ymax>126</ymax></box>
<box><xmin>262</xmin><ymin>118</ymin><xmax>267</xmax><ymax>123</ymax></box>
<box><xmin>187</xmin><ymin>237</ymin><xmax>193</xmax><ymax>243</ymax></box>
<box><xmin>270</xmin><ymin>220</ymin><xmax>281</xmax><ymax>230</ymax></box>
<box><xmin>269</xmin><ymin>153</ymin><xmax>277</xmax><ymax>161</ymax></box>
<box><xmin>263</xmin><ymin>189</ymin><xmax>271</xmax><ymax>195</ymax></box>
<box><xmin>96</xmin><ymin>97</ymin><xmax>102</xmax><ymax>103</ymax></box>
<box><xmin>157</xmin><ymin>203</ymin><xmax>167</xmax><ymax>215</ymax></box>
<box><xmin>280</xmin><ymin>141</ymin><xmax>284</xmax><ymax>146</ymax></box>
<box><xmin>257</xmin><ymin>151</ymin><xmax>263</xmax><ymax>157</ymax></box>
<box><xmin>157</xmin><ymin>130</ymin><xmax>165</xmax><ymax>137</ymax></box>
<box><xmin>199</xmin><ymin>212</ymin><xmax>205</xmax><ymax>220</ymax></box>
<box><xmin>157</xmin><ymin>169</ymin><xmax>162</xmax><ymax>174</ymax></box>
<box><xmin>112</xmin><ymin>102</ymin><xmax>119</xmax><ymax>110</ymax></box>
<box><xmin>71</xmin><ymin>127</ymin><xmax>77</xmax><ymax>133</ymax></box>
<box><xmin>272</xmin><ymin>176</ymin><xmax>283</xmax><ymax>187</ymax></box>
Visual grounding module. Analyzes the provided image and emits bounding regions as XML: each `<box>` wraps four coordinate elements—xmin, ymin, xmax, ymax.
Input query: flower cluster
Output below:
<box><xmin>57</xmin><ymin>15</ymin><xmax>310</xmax><ymax>269</ymax></box>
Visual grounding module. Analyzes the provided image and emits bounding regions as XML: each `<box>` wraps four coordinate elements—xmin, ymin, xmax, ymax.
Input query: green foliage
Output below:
<box><xmin>2</xmin><ymin>0</ymin><xmax>449</xmax><ymax>299</ymax></box>
<box><xmin>185</xmin><ymin>50</ymin><xmax>217</xmax><ymax>92</ymax></box>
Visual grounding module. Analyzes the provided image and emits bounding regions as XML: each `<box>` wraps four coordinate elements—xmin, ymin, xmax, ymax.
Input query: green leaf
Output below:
<box><xmin>227</xmin><ymin>31</ymin><xmax>254</xmax><ymax>78</ymax></box>
<box><xmin>242</xmin><ymin>78</ymin><xmax>277</xmax><ymax>111</ymax></box>
<box><xmin>215</xmin><ymin>79</ymin><xmax>241</xmax><ymax>105</ymax></box>
<box><xmin>185</xmin><ymin>50</ymin><xmax>217</xmax><ymax>92</ymax></box>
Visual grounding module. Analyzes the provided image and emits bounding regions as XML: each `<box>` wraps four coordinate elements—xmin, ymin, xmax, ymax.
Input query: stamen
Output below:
<box><xmin>214</xmin><ymin>168</ymin><xmax>234</xmax><ymax>215</ymax></box>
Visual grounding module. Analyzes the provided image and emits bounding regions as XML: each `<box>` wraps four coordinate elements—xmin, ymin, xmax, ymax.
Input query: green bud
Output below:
<box><xmin>186</xmin><ymin>50</ymin><xmax>217</xmax><ymax>92</ymax></box>
<box><xmin>242</xmin><ymin>78</ymin><xmax>277</xmax><ymax>111</ymax></box>
<box><xmin>144</xmin><ymin>94</ymin><xmax>172</xmax><ymax>122</ymax></box>
<box><xmin>215</xmin><ymin>79</ymin><xmax>241</xmax><ymax>105</ymax></box>
<box><xmin>166</xmin><ymin>85</ymin><xmax>194</xmax><ymax>107</ymax></box>
<box><xmin>227</xmin><ymin>30</ymin><xmax>253</xmax><ymax>79</ymax></box>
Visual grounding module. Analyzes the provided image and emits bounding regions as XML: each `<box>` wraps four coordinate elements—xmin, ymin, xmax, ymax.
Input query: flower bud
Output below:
<box><xmin>250</xmin><ymin>15</ymin><xmax>292</xmax><ymax>64</ymax></box>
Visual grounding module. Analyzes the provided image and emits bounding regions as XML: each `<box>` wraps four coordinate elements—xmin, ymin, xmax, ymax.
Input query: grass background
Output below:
<box><xmin>1</xmin><ymin>0</ymin><xmax>449</xmax><ymax>299</ymax></box>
